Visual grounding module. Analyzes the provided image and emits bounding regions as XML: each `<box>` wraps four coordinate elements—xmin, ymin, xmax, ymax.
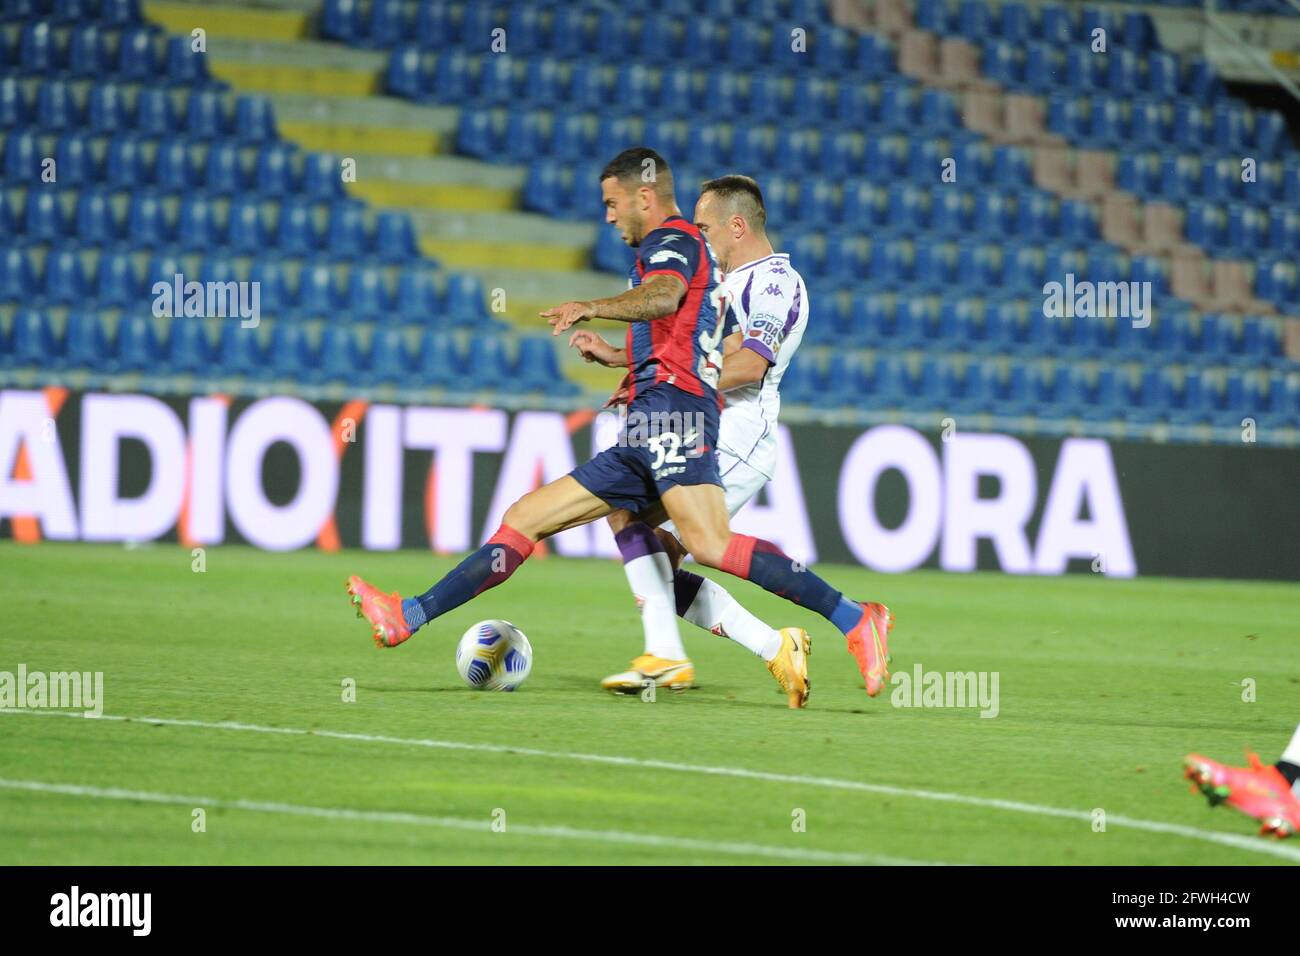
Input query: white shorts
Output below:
<box><xmin>659</xmin><ymin>448</ymin><xmax>769</xmax><ymax>538</ymax></box>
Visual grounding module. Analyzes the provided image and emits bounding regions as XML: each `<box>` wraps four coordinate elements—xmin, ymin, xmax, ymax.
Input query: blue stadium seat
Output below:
<box><xmin>116</xmin><ymin>25</ymin><xmax>158</xmax><ymax>81</ymax></box>
<box><xmin>36</xmin><ymin>79</ymin><xmax>80</xmax><ymax>130</ymax></box>
<box><xmin>178</xmin><ymin>194</ymin><xmax>222</xmax><ymax>249</ymax></box>
<box><xmin>73</xmin><ymin>187</ymin><xmax>119</xmax><ymax>244</ymax></box>
<box><xmin>102</xmin><ymin>0</ymin><xmax>144</xmax><ymax>25</ymax></box>
<box><xmin>372</xmin><ymin>211</ymin><xmax>417</xmax><ymax>263</ymax></box>
<box><xmin>135</xmin><ymin>87</ymin><xmax>176</xmax><ymax>136</ymax></box>
<box><xmin>9</xmin><ymin>309</ymin><xmax>53</xmax><ymax>365</ymax></box>
<box><xmin>479</xmin><ymin>55</ymin><xmax>516</xmax><ymax>105</ymax></box>
<box><xmin>368</xmin><ymin>327</ymin><xmax>408</xmax><ymax>384</ymax></box>
<box><xmin>63</xmin><ymin>310</ymin><xmax>108</xmax><ymax>369</ymax></box>
<box><xmin>516</xmin><ymin>56</ymin><xmax>558</xmax><ymax>105</ymax></box>
<box><xmin>396</xmin><ymin>265</ymin><xmax>441</xmax><ymax>321</ymax></box>
<box><xmin>327</xmin><ymin>201</ymin><xmax>370</xmax><ymax>257</ymax></box>
<box><xmin>154</xmin><ymin>139</ymin><xmax>195</xmax><ymax>191</ymax></box>
<box><xmin>186</xmin><ymin>89</ymin><xmax>227</xmax><ymax>139</ymax></box>
<box><xmin>217</xmin><ymin>317</ymin><xmax>263</xmax><ymax>376</ymax></box>
<box><xmin>20</xmin><ymin>20</ymin><xmax>58</xmax><ymax>74</ymax></box>
<box><xmin>227</xmin><ymin>196</ymin><xmax>269</xmax><ymax>252</ymax></box>
<box><xmin>249</xmin><ymin>259</ymin><xmax>290</xmax><ymax>314</ymax></box>
<box><xmin>463</xmin><ymin>335</ymin><xmax>511</xmax><ymax>388</ymax></box>
<box><xmin>1145</xmin><ymin>51</ymin><xmax>1180</xmax><ymax>97</ymax></box>
<box><xmin>67</xmin><ymin>23</ymin><xmax>106</xmax><ymax>77</ymax></box>
<box><xmin>253</xmin><ymin>142</ymin><xmax>297</xmax><ymax>195</ymax></box>
<box><xmin>566</xmin><ymin>62</ymin><xmax>608</xmax><ymax>111</ymax></box>
<box><xmin>234</xmin><ymin>95</ymin><xmax>276</xmax><ymax>143</ymax></box>
<box><xmin>165</xmin><ymin>33</ymin><xmax>210</xmax><ymax>85</ymax></box>
<box><xmin>414</xmin><ymin>328</ymin><xmax>461</xmax><ymax>385</ymax></box>
<box><xmin>267</xmin><ymin>321</ymin><xmax>313</xmax><ymax>380</ymax></box>
<box><xmin>347</xmin><ymin>264</ymin><xmax>391</xmax><ymax>319</ymax></box>
<box><xmin>297</xmin><ymin>263</ymin><xmax>341</xmax><ymax>315</ymax></box>
<box><xmin>385</xmin><ymin>45</ymin><xmax>426</xmax><ymax>98</ymax></box>
<box><xmin>24</xmin><ymin>189</ymin><xmax>66</xmax><ymax>241</ymax></box>
<box><xmin>321</xmin><ymin>0</ymin><xmax>362</xmax><ymax>43</ymax></box>
<box><xmin>276</xmin><ymin>198</ymin><xmax>321</xmax><ymax>254</ymax></box>
<box><xmin>87</xmin><ymin>82</ymin><xmax>129</xmax><ymax>132</ymax></box>
<box><xmin>367</xmin><ymin>0</ymin><xmax>406</xmax><ymax>49</ymax></box>
<box><xmin>42</xmin><ymin>248</ymin><xmax>87</xmax><ymax>304</ymax></box>
<box><xmin>302</xmin><ymin>152</ymin><xmax>344</xmax><ymax>199</ymax></box>
<box><xmin>445</xmin><ymin>273</ymin><xmax>488</xmax><ymax>325</ymax></box>
<box><xmin>95</xmin><ymin>251</ymin><xmax>138</xmax><ymax>305</ymax></box>
<box><xmin>126</xmin><ymin>192</ymin><xmax>171</xmax><ymax>246</ymax></box>
<box><xmin>166</xmin><ymin>313</ymin><xmax>213</xmax><ymax>373</ymax></box>
<box><xmin>114</xmin><ymin>315</ymin><xmax>161</xmax><ymax>372</ymax></box>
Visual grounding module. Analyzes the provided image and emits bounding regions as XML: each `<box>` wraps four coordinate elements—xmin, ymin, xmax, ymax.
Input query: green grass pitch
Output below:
<box><xmin>2</xmin><ymin>541</ymin><xmax>1297</xmax><ymax>865</ymax></box>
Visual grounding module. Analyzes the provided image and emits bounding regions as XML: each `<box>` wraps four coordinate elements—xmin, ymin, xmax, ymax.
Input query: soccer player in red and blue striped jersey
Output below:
<box><xmin>347</xmin><ymin>148</ymin><xmax>891</xmax><ymax>699</ymax></box>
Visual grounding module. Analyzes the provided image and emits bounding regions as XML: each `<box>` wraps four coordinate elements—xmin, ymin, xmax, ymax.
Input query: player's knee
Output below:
<box><xmin>606</xmin><ymin>509</ymin><xmax>633</xmax><ymax>535</ymax></box>
<box><xmin>502</xmin><ymin>496</ymin><xmax>542</xmax><ymax>540</ymax></box>
<box><xmin>680</xmin><ymin>530</ymin><xmax>726</xmax><ymax>570</ymax></box>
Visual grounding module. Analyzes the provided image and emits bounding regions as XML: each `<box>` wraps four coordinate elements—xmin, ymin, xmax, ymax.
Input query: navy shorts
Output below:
<box><xmin>571</xmin><ymin>383</ymin><xmax>722</xmax><ymax>514</ymax></box>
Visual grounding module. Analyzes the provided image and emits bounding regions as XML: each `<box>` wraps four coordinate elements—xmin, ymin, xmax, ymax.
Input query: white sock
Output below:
<box><xmin>682</xmin><ymin>575</ymin><xmax>783</xmax><ymax>661</ymax></box>
<box><xmin>1281</xmin><ymin>723</ymin><xmax>1300</xmax><ymax>796</ymax></box>
<box><xmin>622</xmin><ymin>552</ymin><xmax>687</xmax><ymax>661</ymax></box>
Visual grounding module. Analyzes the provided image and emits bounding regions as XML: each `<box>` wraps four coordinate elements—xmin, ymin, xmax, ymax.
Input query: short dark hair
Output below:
<box><xmin>599</xmin><ymin>146</ymin><xmax>673</xmax><ymax>199</ymax></box>
<box><xmin>700</xmin><ymin>174</ymin><xmax>767</xmax><ymax>230</ymax></box>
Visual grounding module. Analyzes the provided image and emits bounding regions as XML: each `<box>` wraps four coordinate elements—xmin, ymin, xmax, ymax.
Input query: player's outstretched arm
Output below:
<box><xmin>541</xmin><ymin>274</ymin><xmax>685</xmax><ymax>335</ymax></box>
<box><xmin>568</xmin><ymin>329</ymin><xmax>628</xmax><ymax>367</ymax></box>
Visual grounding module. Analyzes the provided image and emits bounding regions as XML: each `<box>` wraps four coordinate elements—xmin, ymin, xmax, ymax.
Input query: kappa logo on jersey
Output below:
<box><xmin>763</xmin><ymin>283</ymin><xmax>784</xmax><ymax>297</ymax></box>
<box><xmin>649</xmin><ymin>249</ymin><xmax>689</xmax><ymax>266</ymax></box>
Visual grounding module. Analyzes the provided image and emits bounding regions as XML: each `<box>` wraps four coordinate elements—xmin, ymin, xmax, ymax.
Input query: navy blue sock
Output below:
<box><xmin>720</xmin><ymin>534</ymin><xmax>864</xmax><ymax>636</ymax></box>
<box><xmin>673</xmin><ymin>569</ymin><xmax>706</xmax><ymax>617</ymax></box>
<box><xmin>405</xmin><ymin>525</ymin><xmax>534</xmax><ymax>632</ymax></box>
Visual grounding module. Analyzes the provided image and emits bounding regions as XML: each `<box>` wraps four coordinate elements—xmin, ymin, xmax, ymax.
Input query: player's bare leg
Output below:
<box><xmin>661</xmin><ymin>483</ymin><xmax>893</xmax><ymax>697</ymax></box>
<box><xmin>348</xmin><ymin>476</ymin><xmax>611</xmax><ymax>647</ymax></box>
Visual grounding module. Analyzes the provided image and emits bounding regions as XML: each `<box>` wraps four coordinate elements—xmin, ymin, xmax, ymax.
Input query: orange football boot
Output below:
<box><xmin>346</xmin><ymin>575</ymin><xmax>411</xmax><ymax>648</ymax></box>
<box><xmin>844</xmin><ymin>602</ymin><xmax>894</xmax><ymax>696</ymax></box>
<box><xmin>1184</xmin><ymin>752</ymin><xmax>1300</xmax><ymax>838</ymax></box>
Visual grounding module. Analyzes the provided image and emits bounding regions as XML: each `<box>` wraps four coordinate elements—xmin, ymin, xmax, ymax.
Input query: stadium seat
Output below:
<box><xmin>63</xmin><ymin>310</ymin><xmax>108</xmax><ymax>370</ymax></box>
<box><xmin>114</xmin><ymin>315</ymin><xmax>161</xmax><ymax>372</ymax></box>
<box><xmin>166</xmin><ymin>313</ymin><xmax>213</xmax><ymax>373</ymax></box>
<box><xmin>217</xmin><ymin>317</ymin><xmax>263</xmax><ymax>377</ymax></box>
<box><xmin>413</xmin><ymin>328</ymin><xmax>461</xmax><ymax>385</ymax></box>
<box><xmin>297</xmin><ymin>263</ymin><xmax>341</xmax><ymax>315</ymax></box>
<box><xmin>396</xmin><ymin>265</ymin><xmax>442</xmax><ymax>321</ymax></box>
<box><xmin>315</xmin><ymin>324</ymin><xmax>361</xmax><ymax>383</ymax></box>
<box><xmin>9</xmin><ymin>309</ymin><xmax>53</xmax><ymax>366</ymax></box>
<box><xmin>95</xmin><ymin>251</ymin><xmax>139</xmax><ymax>306</ymax></box>
<box><xmin>267</xmin><ymin>321</ymin><xmax>313</xmax><ymax>381</ymax></box>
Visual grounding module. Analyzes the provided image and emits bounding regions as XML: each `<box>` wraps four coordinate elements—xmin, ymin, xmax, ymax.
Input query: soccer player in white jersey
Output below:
<box><xmin>571</xmin><ymin>175</ymin><xmax>892</xmax><ymax>707</ymax></box>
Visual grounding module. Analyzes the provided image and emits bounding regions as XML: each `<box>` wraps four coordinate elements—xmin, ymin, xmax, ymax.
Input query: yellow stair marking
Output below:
<box><xmin>418</xmin><ymin>238</ymin><xmax>589</xmax><ymax>272</ymax></box>
<box><xmin>144</xmin><ymin>1</ymin><xmax>308</xmax><ymax>41</ymax></box>
<box><xmin>277</xmin><ymin>121</ymin><xmax>441</xmax><ymax>157</ymax></box>
<box><xmin>210</xmin><ymin>61</ymin><xmax>379</xmax><ymax>97</ymax></box>
<box><xmin>349</xmin><ymin>180</ymin><xmax>517</xmax><ymax>212</ymax></box>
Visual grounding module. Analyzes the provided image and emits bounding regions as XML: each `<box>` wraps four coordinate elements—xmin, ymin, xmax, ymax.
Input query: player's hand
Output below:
<box><xmin>541</xmin><ymin>300</ymin><xmax>594</xmax><ymax>336</ymax></box>
<box><xmin>568</xmin><ymin>330</ymin><xmax>623</xmax><ymax>367</ymax></box>
<box><xmin>603</xmin><ymin>373</ymin><xmax>632</xmax><ymax>409</ymax></box>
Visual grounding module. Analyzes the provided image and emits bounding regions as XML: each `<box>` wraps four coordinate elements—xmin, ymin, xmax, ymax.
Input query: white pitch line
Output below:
<box><xmin>5</xmin><ymin>708</ymin><xmax>1299</xmax><ymax>864</ymax></box>
<box><xmin>0</xmin><ymin>777</ymin><xmax>927</xmax><ymax>866</ymax></box>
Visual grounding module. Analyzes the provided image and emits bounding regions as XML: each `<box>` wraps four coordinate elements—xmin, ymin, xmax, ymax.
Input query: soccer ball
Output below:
<box><xmin>455</xmin><ymin>620</ymin><xmax>533</xmax><ymax>691</ymax></box>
